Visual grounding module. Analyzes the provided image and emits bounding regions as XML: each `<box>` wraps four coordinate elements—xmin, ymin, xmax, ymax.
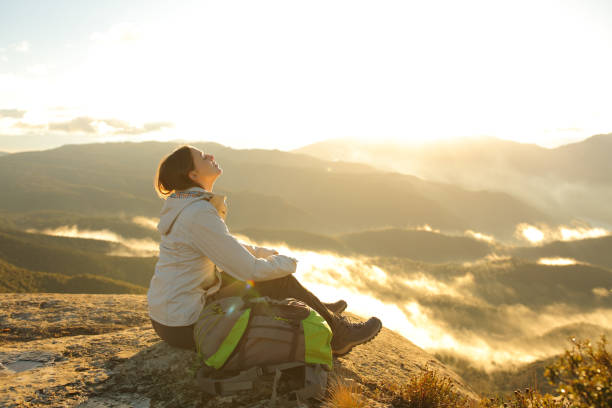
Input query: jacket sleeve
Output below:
<box><xmin>188</xmin><ymin>205</ymin><xmax>297</xmax><ymax>282</ymax></box>
<box><xmin>241</xmin><ymin>242</ymin><xmax>259</xmax><ymax>257</ymax></box>
<box><xmin>241</xmin><ymin>242</ymin><xmax>279</xmax><ymax>259</ymax></box>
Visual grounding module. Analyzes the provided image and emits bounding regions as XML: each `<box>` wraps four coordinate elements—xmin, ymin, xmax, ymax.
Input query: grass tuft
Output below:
<box><xmin>373</xmin><ymin>365</ymin><xmax>474</xmax><ymax>408</ymax></box>
<box><xmin>323</xmin><ymin>376</ymin><xmax>368</xmax><ymax>408</ymax></box>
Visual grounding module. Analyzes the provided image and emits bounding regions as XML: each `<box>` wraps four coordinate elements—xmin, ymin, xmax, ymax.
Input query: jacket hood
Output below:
<box><xmin>157</xmin><ymin>187</ymin><xmax>227</xmax><ymax>235</ymax></box>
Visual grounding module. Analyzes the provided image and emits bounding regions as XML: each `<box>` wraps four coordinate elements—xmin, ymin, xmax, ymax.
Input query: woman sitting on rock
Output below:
<box><xmin>147</xmin><ymin>144</ymin><xmax>382</xmax><ymax>357</ymax></box>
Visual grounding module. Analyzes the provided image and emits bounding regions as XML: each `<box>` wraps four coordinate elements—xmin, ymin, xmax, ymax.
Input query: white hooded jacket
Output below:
<box><xmin>147</xmin><ymin>186</ymin><xmax>298</xmax><ymax>326</ymax></box>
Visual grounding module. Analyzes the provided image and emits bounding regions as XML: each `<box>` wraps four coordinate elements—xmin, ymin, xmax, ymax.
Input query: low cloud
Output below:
<box><xmin>538</xmin><ymin>257</ymin><xmax>577</xmax><ymax>266</ymax></box>
<box><xmin>414</xmin><ymin>224</ymin><xmax>440</xmax><ymax>233</ymax></box>
<box><xmin>465</xmin><ymin>229</ymin><xmax>495</xmax><ymax>243</ymax></box>
<box><xmin>132</xmin><ymin>216</ymin><xmax>159</xmax><ymax>231</ymax></box>
<box><xmin>516</xmin><ymin>223</ymin><xmax>545</xmax><ymax>244</ymax></box>
<box><xmin>559</xmin><ymin>226</ymin><xmax>609</xmax><ymax>241</ymax></box>
<box><xmin>515</xmin><ymin>222</ymin><xmax>610</xmax><ymax>245</ymax></box>
<box><xmin>593</xmin><ymin>287</ymin><xmax>611</xmax><ymax>297</ymax></box>
<box><xmin>0</xmin><ymin>109</ymin><xmax>26</xmax><ymax>119</ymax></box>
<box><xmin>26</xmin><ymin>225</ymin><xmax>158</xmax><ymax>257</ymax></box>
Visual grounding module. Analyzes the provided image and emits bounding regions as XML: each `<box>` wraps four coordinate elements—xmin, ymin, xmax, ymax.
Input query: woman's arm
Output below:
<box><xmin>187</xmin><ymin>205</ymin><xmax>296</xmax><ymax>282</ymax></box>
<box><xmin>241</xmin><ymin>242</ymin><xmax>279</xmax><ymax>258</ymax></box>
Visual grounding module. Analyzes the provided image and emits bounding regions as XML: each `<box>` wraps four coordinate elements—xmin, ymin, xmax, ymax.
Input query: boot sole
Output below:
<box><xmin>331</xmin><ymin>320</ymin><xmax>382</xmax><ymax>357</ymax></box>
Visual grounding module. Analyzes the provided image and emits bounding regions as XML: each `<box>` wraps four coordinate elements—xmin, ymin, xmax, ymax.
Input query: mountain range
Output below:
<box><xmin>292</xmin><ymin>133</ymin><xmax>612</xmax><ymax>228</ymax></box>
<box><xmin>0</xmin><ymin>141</ymin><xmax>559</xmax><ymax>241</ymax></box>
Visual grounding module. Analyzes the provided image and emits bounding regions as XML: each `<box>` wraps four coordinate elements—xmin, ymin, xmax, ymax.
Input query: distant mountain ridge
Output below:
<box><xmin>292</xmin><ymin>133</ymin><xmax>612</xmax><ymax>227</ymax></box>
<box><xmin>293</xmin><ymin>133</ymin><xmax>612</xmax><ymax>183</ymax></box>
<box><xmin>236</xmin><ymin>226</ymin><xmax>494</xmax><ymax>263</ymax></box>
<box><xmin>0</xmin><ymin>258</ymin><xmax>145</xmax><ymax>294</ymax></box>
<box><xmin>0</xmin><ymin>140</ymin><xmax>555</xmax><ymax>240</ymax></box>
<box><xmin>509</xmin><ymin>235</ymin><xmax>612</xmax><ymax>270</ymax></box>
<box><xmin>0</xmin><ymin>227</ymin><xmax>156</xmax><ymax>288</ymax></box>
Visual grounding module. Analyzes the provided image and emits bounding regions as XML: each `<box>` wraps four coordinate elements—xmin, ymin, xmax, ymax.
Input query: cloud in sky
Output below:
<box><xmin>0</xmin><ymin>111</ymin><xmax>175</xmax><ymax>151</ymax></box>
<box><xmin>26</xmin><ymin>64</ymin><xmax>51</xmax><ymax>76</ymax></box>
<box><xmin>105</xmin><ymin>120</ymin><xmax>174</xmax><ymax>135</ymax></box>
<box><xmin>12</xmin><ymin>40</ymin><xmax>30</xmax><ymax>53</ymax></box>
<box><xmin>12</xmin><ymin>121</ymin><xmax>46</xmax><ymax>130</ymax></box>
<box><xmin>47</xmin><ymin>116</ymin><xmax>174</xmax><ymax>135</ymax></box>
<box><xmin>0</xmin><ymin>109</ymin><xmax>26</xmax><ymax>119</ymax></box>
<box><xmin>90</xmin><ymin>22</ymin><xmax>143</xmax><ymax>45</ymax></box>
<box><xmin>49</xmin><ymin>116</ymin><xmax>97</xmax><ymax>133</ymax></box>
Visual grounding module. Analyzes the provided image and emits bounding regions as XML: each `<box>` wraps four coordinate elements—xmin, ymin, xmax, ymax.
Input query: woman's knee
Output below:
<box><xmin>255</xmin><ymin>274</ymin><xmax>298</xmax><ymax>296</ymax></box>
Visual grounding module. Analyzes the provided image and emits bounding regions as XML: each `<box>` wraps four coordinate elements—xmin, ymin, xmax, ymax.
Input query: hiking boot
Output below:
<box><xmin>330</xmin><ymin>315</ymin><xmax>382</xmax><ymax>356</ymax></box>
<box><xmin>323</xmin><ymin>299</ymin><xmax>347</xmax><ymax>315</ymax></box>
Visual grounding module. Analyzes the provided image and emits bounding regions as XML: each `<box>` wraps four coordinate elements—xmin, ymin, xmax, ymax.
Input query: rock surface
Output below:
<box><xmin>0</xmin><ymin>294</ymin><xmax>478</xmax><ymax>407</ymax></box>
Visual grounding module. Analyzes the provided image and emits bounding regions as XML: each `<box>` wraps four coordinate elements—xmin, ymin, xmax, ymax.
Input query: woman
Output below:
<box><xmin>147</xmin><ymin>144</ymin><xmax>382</xmax><ymax>356</ymax></box>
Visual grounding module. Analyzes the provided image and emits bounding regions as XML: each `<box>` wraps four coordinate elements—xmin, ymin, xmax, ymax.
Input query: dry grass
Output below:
<box><xmin>370</xmin><ymin>366</ymin><xmax>474</xmax><ymax>408</ymax></box>
<box><xmin>323</xmin><ymin>376</ymin><xmax>368</xmax><ymax>408</ymax></box>
<box><xmin>479</xmin><ymin>388</ymin><xmax>568</xmax><ymax>408</ymax></box>
<box><xmin>322</xmin><ymin>336</ymin><xmax>611</xmax><ymax>408</ymax></box>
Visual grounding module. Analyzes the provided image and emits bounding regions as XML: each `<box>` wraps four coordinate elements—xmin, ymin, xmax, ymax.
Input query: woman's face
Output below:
<box><xmin>188</xmin><ymin>147</ymin><xmax>222</xmax><ymax>189</ymax></box>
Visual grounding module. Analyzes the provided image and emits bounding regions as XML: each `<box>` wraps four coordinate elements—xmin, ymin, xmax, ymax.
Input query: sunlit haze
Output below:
<box><xmin>1</xmin><ymin>0</ymin><xmax>612</xmax><ymax>152</ymax></box>
<box><xmin>20</xmin><ymin>222</ymin><xmax>612</xmax><ymax>370</ymax></box>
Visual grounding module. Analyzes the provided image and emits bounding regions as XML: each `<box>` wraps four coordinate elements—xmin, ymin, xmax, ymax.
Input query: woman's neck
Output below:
<box><xmin>199</xmin><ymin>181</ymin><xmax>214</xmax><ymax>192</ymax></box>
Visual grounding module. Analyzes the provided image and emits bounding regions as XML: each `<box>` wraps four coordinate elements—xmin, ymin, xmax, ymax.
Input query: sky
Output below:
<box><xmin>1</xmin><ymin>0</ymin><xmax>612</xmax><ymax>152</ymax></box>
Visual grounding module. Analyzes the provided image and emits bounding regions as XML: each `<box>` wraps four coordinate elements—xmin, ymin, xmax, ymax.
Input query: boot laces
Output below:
<box><xmin>337</xmin><ymin>314</ymin><xmax>367</xmax><ymax>328</ymax></box>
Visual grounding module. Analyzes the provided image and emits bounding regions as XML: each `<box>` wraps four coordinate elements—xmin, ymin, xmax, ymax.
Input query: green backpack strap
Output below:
<box><xmin>203</xmin><ymin>308</ymin><xmax>252</xmax><ymax>369</ymax></box>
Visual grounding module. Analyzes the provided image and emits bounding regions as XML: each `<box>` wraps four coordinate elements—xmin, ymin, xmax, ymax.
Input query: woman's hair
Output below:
<box><xmin>154</xmin><ymin>145</ymin><xmax>200</xmax><ymax>199</ymax></box>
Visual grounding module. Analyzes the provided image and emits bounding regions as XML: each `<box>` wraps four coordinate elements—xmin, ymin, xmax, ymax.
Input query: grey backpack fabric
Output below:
<box><xmin>192</xmin><ymin>295</ymin><xmax>332</xmax><ymax>400</ymax></box>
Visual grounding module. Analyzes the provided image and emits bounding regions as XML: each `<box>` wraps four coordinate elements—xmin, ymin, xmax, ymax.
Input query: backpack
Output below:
<box><xmin>192</xmin><ymin>295</ymin><xmax>333</xmax><ymax>400</ymax></box>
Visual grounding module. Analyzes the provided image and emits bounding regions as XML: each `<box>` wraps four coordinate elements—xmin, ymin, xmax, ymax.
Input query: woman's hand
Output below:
<box><xmin>255</xmin><ymin>247</ymin><xmax>280</xmax><ymax>258</ymax></box>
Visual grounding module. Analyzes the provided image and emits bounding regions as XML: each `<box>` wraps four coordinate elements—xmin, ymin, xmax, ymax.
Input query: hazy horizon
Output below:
<box><xmin>1</xmin><ymin>131</ymin><xmax>610</xmax><ymax>155</ymax></box>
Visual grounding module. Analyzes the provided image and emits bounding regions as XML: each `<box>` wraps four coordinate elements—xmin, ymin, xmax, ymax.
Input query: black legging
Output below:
<box><xmin>150</xmin><ymin>273</ymin><xmax>336</xmax><ymax>351</ymax></box>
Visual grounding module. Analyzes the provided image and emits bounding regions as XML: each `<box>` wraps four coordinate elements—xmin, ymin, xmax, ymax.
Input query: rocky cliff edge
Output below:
<box><xmin>0</xmin><ymin>294</ymin><xmax>478</xmax><ymax>407</ymax></box>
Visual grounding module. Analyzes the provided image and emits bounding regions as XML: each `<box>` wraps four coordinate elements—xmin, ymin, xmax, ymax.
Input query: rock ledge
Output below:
<box><xmin>1</xmin><ymin>293</ymin><xmax>478</xmax><ymax>407</ymax></box>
